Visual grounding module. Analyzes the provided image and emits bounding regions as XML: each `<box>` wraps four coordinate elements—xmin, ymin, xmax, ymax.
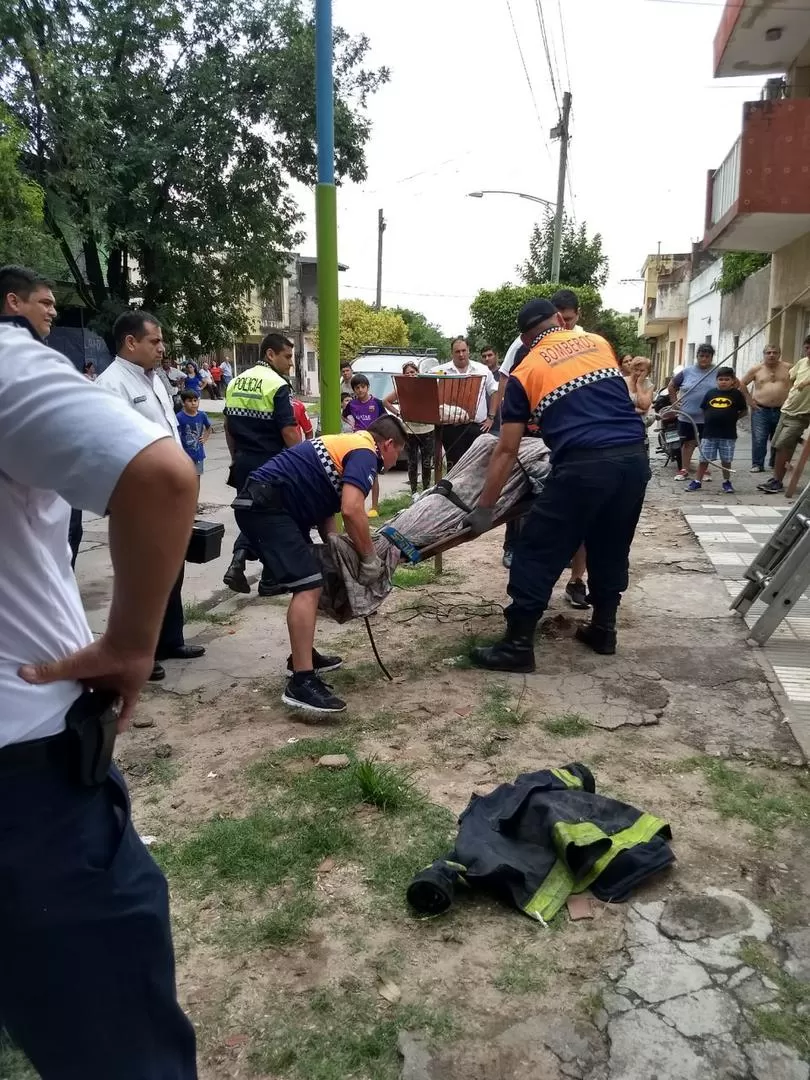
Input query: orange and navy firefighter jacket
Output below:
<box><xmin>501</xmin><ymin>327</ymin><xmax>644</xmax><ymax>459</ymax></box>
<box><xmin>249</xmin><ymin>432</ymin><xmax>382</xmax><ymax>531</ymax></box>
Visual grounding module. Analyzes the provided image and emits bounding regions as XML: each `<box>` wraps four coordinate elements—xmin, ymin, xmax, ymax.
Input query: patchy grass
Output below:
<box><xmin>146</xmin><ymin>757</ymin><xmax>180</xmax><ymax>786</ymax></box>
<box><xmin>355</xmin><ymin>758</ymin><xmax>422</xmax><ymax>812</ymax></box>
<box><xmin>375</xmin><ymin>492</ymin><xmax>413</xmax><ymax>521</ymax></box>
<box><xmin>156</xmin><ymin>740</ymin><xmax>456</xmax><ymax>951</ymax></box>
<box><xmin>392</xmin><ymin>563</ymin><xmax>440</xmax><ymax>589</ymax></box>
<box><xmin>248</xmin><ymin>986</ymin><xmax>454</xmax><ymax>1080</ymax></box>
<box><xmin>699</xmin><ymin>760</ymin><xmax>810</xmax><ymax>841</ymax></box>
<box><xmin>542</xmin><ymin>713</ymin><xmax>592</xmax><ymax>737</ymax></box>
<box><xmin>0</xmin><ymin>1035</ymin><xmax>35</xmax><ymax>1080</ymax></box>
<box><xmin>477</xmin><ymin>683</ymin><xmax>528</xmax><ymax>728</ymax></box>
<box><xmin>182</xmin><ymin>601</ymin><xmax>233</xmax><ymax>626</ymax></box>
<box><xmin>739</xmin><ymin>940</ymin><xmax>810</xmax><ymax>1056</ymax></box>
<box><xmin>493</xmin><ymin>947</ymin><xmax>552</xmax><ymax>994</ymax></box>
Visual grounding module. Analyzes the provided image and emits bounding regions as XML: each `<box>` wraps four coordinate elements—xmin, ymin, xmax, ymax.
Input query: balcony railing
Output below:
<box><xmin>710</xmin><ymin>136</ymin><xmax>741</xmax><ymax>226</ymax></box>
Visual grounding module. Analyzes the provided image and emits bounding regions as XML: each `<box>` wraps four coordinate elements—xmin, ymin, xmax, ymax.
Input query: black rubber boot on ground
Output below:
<box><xmin>223</xmin><ymin>551</ymin><xmax>250</xmax><ymax>594</ymax></box>
<box><xmin>470</xmin><ymin>620</ymin><xmax>536</xmax><ymax>673</ymax></box>
<box><xmin>575</xmin><ymin>608</ymin><xmax>617</xmax><ymax>655</ymax></box>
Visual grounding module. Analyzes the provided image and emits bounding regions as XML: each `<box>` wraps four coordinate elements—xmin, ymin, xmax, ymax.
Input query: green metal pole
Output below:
<box><xmin>316</xmin><ymin>184</ymin><xmax>340</xmax><ymax>435</ymax></box>
<box><xmin>315</xmin><ymin>0</ymin><xmax>340</xmax><ymax>436</ymax></box>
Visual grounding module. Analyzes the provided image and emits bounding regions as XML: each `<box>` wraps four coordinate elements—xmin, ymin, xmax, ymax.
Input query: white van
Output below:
<box><xmin>348</xmin><ymin>346</ymin><xmax>438</xmax><ymax>403</ymax></box>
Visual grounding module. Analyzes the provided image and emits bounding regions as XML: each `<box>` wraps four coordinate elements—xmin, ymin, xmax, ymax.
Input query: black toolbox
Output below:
<box><xmin>186</xmin><ymin>519</ymin><xmax>225</xmax><ymax>564</ymax></box>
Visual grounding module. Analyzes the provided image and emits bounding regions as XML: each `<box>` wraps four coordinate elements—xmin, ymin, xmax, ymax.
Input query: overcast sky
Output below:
<box><xmin>293</xmin><ymin>0</ymin><xmax>763</xmax><ymax>336</ymax></box>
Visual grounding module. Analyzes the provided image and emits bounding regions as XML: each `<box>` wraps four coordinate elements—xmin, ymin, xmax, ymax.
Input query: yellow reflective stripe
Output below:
<box><xmin>550</xmin><ymin>767</ymin><xmax>583</xmax><ymax>790</ymax></box>
<box><xmin>522</xmin><ymin>812</ymin><xmax>669</xmax><ymax>924</ymax></box>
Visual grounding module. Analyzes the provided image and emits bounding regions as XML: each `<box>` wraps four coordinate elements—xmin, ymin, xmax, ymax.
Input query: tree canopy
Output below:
<box><xmin>589</xmin><ymin>309</ymin><xmax>648</xmax><ymax>360</ymax></box>
<box><xmin>518</xmin><ymin>212</ymin><xmax>608</xmax><ymax>289</ymax></box>
<box><xmin>0</xmin><ymin>0</ymin><xmax>387</xmax><ymax>351</ymax></box>
<box><xmin>0</xmin><ymin>111</ymin><xmax>65</xmax><ymax>277</ymax></box>
<box><xmin>469</xmin><ymin>282</ymin><xmax>602</xmax><ymax>355</ymax></box>
<box><xmin>334</xmin><ymin>299</ymin><xmax>408</xmax><ymax>365</ymax></box>
<box><xmin>390</xmin><ymin>307</ymin><xmax>449</xmax><ymax>360</ymax></box>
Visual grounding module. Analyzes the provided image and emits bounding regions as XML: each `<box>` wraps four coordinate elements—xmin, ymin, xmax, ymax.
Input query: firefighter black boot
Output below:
<box><xmin>223</xmin><ymin>549</ymin><xmax>250</xmax><ymax>594</ymax></box>
<box><xmin>470</xmin><ymin>617</ymin><xmax>536</xmax><ymax>673</ymax></box>
<box><xmin>575</xmin><ymin>607</ymin><xmax>617</xmax><ymax>656</ymax></box>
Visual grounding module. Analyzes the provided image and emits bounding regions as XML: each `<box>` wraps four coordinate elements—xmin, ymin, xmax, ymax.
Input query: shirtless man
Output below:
<box><xmin>740</xmin><ymin>345</ymin><xmax>792</xmax><ymax>473</ymax></box>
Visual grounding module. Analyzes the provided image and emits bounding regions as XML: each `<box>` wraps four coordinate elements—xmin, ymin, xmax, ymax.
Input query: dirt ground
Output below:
<box><xmin>113</xmin><ymin>500</ymin><xmax>809</xmax><ymax>1080</ymax></box>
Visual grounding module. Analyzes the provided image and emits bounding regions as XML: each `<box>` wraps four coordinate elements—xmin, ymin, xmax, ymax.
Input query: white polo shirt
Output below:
<box><xmin>97</xmin><ymin>356</ymin><xmax>181</xmax><ymax>445</ymax></box>
<box><xmin>500</xmin><ymin>324</ymin><xmax>586</xmax><ymax>379</ymax></box>
<box><xmin>428</xmin><ymin>359</ymin><xmax>498</xmax><ymax>423</ymax></box>
<box><xmin>0</xmin><ymin>321</ymin><xmax>168</xmax><ymax>746</ymax></box>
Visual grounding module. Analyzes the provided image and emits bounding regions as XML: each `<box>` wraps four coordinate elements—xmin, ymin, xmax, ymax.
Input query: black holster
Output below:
<box><xmin>65</xmin><ymin>690</ymin><xmax>120</xmax><ymax>787</ymax></box>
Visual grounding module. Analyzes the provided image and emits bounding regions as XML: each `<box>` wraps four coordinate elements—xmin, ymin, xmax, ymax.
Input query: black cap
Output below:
<box><xmin>517</xmin><ymin>298</ymin><xmax>558</xmax><ymax>333</ymax></box>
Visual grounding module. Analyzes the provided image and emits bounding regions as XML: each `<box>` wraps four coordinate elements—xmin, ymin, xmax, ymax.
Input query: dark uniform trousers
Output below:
<box><xmin>507</xmin><ymin>444</ymin><xmax>650</xmax><ymax>628</ymax></box>
<box><xmin>0</xmin><ymin>757</ymin><xmax>197</xmax><ymax>1078</ymax></box>
<box><xmin>156</xmin><ymin>562</ymin><xmax>186</xmax><ymax>657</ymax></box>
<box><xmin>230</xmin><ymin>452</ymin><xmax>275</xmax><ymax>561</ymax></box>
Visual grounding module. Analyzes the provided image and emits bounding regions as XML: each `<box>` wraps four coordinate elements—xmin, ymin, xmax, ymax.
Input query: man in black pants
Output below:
<box><xmin>466</xmin><ymin>299</ymin><xmax>649</xmax><ymax>670</ymax></box>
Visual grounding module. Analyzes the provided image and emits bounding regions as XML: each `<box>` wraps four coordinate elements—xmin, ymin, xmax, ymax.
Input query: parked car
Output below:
<box><xmin>348</xmin><ymin>347</ymin><xmax>439</xmax><ymax>465</ymax></box>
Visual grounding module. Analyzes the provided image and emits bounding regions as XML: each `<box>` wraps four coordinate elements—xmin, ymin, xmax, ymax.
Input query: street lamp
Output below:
<box><xmin>467</xmin><ymin>190</ymin><xmax>555</xmax><ymax>210</ymax></box>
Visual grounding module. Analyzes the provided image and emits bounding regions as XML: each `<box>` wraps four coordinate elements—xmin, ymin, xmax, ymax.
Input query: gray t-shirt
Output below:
<box><xmin>673</xmin><ymin>364</ymin><xmax>718</xmax><ymax>421</ymax></box>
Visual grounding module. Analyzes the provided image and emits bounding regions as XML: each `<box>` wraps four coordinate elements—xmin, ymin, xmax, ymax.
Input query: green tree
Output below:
<box><xmin>589</xmin><ymin>309</ymin><xmax>648</xmax><ymax>359</ymax></box>
<box><xmin>390</xmin><ymin>307</ymin><xmax>449</xmax><ymax>360</ymax></box>
<box><xmin>333</xmin><ymin>299</ymin><xmax>408</xmax><ymax>364</ymax></box>
<box><xmin>0</xmin><ymin>111</ymin><xmax>65</xmax><ymax>277</ymax></box>
<box><xmin>0</xmin><ymin>0</ymin><xmax>387</xmax><ymax>352</ymax></box>
<box><xmin>469</xmin><ymin>282</ymin><xmax>602</xmax><ymax>355</ymax></box>
<box><xmin>518</xmin><ymin>212</ymin><xmax>608</xmax><ymax>289</ymax></box>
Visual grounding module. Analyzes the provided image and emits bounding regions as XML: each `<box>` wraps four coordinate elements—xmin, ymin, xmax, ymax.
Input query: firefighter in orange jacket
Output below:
<box><xmin>466</xmin><ymin>298</ymin><xmax>650</xmax><ymax>670</ymax></box>
<box><xmin>232</xmin><ymin>416</ymin><xmax>406</xmax><ymax>714</ymax></box>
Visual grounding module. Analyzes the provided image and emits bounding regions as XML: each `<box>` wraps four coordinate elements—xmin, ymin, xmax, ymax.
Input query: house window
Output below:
<box><xmin>704</xmin><ymin>334</ymin><xmax>712</xmax><ymax>345</ymax></box>
<box><xmin>688</xmin><ymin>343</ymin><xmax>695</xmax><ymax>363</ymax></box>
<box><xmin>307</xmin><ymin>350</ymin><xmax>316</xmax><ymax>372</ymax></box>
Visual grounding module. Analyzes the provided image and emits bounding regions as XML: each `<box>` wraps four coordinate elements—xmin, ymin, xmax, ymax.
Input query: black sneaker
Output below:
<box><xmin>286</xmin><ymin>649</ymin><xmax>343</xmax><ymax>675</ymax></box>
<box><xmin>282</xmin><ymin>673</ymin><xmax>346</xmax><ymax>714</ymax></box>
<box><xmin>758</xmin><ymin>477</ymin><xmax>784</xmax><ymax>494</ymax></box>
<box><xmin>565</xmin><ymin>579</ymin><xmax>590</xmax><ymax>609</ymax></box>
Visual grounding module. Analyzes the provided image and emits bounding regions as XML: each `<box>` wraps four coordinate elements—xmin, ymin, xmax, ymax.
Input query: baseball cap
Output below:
<box><xmin>517</xmin><ymin>298</ymin><xmax>558</xmax><ymax>334</ymax></box>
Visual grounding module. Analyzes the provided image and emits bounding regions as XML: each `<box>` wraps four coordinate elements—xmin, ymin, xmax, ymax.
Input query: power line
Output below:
<box><xmin>555</xmin><ymin>0</ymin><xmax>572</xmax><ymax>90</ymax></box>
<box><xmin>504</xmin><ymin>0</ymin><xmax>548</xmax><ymax>140</ymax></box>
<box><xmin>342</xmin><ymin>283</ymin><xmax>474</xmax><ymax>300</ymax></box>
<box><xmin>533</xmin><ymin>0</ymin><xmax>561</xmax><ymax>112</ymax></box>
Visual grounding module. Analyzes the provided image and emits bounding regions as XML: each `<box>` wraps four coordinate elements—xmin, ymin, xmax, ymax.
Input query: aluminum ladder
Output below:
<box><xmin>731</xmin><ymin>481</ymin><xmax>810</xmax><ymax>644</ymax></box>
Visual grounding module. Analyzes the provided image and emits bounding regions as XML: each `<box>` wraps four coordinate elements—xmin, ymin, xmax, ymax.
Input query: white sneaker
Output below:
<box><xmin>674</xmin><ymin>470</ymin><xmax>688</xmax><ymax>481</ymax></box>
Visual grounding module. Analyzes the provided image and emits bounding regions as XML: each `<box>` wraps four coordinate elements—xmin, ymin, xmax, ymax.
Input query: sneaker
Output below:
<box><xmin>750</xmin><ymin>464</ymin><xmax>765</xmax><ymax>473</ymax></box>
<box><xmin>758</xmin><ymin>477</ymin><xmax>784</xmax><ymax>494</ymax></box>
<box><xmin>286</xmin><ymin>649</ymin><xmax>343</xmax><ymax>675</ymax></box>
<box><xmin>282</xmin><ymin>673</ymin><xmax>346</xmax><ymax>714</ymax></box>
<box><xmin>722</xmin><ymin>480</ymin><xmax>735</xmax><ymax>494</ymax></box>
<box><xmin>367</xmin><ymin>508</ymin><xmax>379</xmax><ymax>519</ymax></box>
<box><xmin>674</xmin><ymin>470</ymin><xmax>688</xmax><ymax>481</ymax></box>
<box><xmin>502</xmin><ymin>550</ymin><xmax>513</xmax><ymax>569</ymax></box>
<box><xmin>565</xmin><ymin>579</ymin><xmax>590</xmax><ymax>609</ymax></box>
<box><xmin>685</xmin><ymin>480</ymin><xmax>702</xmax><ymax>492</ymax></box>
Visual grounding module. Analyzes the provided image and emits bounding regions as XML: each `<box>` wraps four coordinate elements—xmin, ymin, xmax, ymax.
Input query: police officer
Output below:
<box><xmin>0</xmin><ymin>297</ymin><xmax>198</xmax><ymax>1076</ymax></box>
<box><xmin>466</xmin><ymin>298</ymin><xmax>649</xmax><ymax>670</ymax></box>
<box><xmin>234</xmin><ymin>416</ymin><xmax>406</xmax><ymax>713</ymax></box>
<box><xmin>222</xmin><ymin>332</ymin><xmax>301</xmax><ymax>593</ymax></box>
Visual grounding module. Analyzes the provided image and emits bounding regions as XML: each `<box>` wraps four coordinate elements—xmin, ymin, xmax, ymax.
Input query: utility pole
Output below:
<box><xmin>550</xmin><ymin>90</ymin><xmax>572</xmax><ymax>285</ymax></box>
<box><xmin>314</xmin><ymin>0</ymin><xmax>340</xmax><ymax>435</ymax></box>
<box><xmin>375</xmin><ymin>208</ymin><xmax>386</xmax><ymax>310</ymax></box>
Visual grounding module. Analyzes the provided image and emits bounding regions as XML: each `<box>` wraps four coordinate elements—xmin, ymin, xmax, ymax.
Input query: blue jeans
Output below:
<box><xmin>751</xmin><ymin>406</ymin><xmax>781</xmax><ymax>468</ymax></box>
<box><xmin>0</xmin><ymin>757</ymin><xmax>197</xmax><ymax>1079</ymax></box>
<box><xmin>507</xmin><ymin>444</ymin><xmax>650</xmax><ymax>626</ymax></box>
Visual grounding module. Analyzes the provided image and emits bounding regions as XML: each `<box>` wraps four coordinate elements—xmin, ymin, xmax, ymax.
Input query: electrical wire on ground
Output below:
<box><xmin>389</xmin><ymin>592</ymin><xmax>505</xmax><ymax>625</ymax></box>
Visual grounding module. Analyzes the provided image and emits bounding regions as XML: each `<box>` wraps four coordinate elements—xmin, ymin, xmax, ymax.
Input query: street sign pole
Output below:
<box><xmin>315</xmin><ymin>0</ymin><xmax>340</xmax><ymax>435</ymax></box>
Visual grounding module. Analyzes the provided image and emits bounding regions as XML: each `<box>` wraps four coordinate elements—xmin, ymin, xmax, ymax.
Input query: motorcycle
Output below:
<box><xmin>652</xmin><ymin>390</ymin><xmax>682</xmax><ymax>469</ymax></box>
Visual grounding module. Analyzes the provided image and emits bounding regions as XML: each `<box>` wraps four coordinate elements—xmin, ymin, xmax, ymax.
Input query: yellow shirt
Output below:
<box><xmin>782</xmin><ymin>357</ymin><xmax>810</xmax><ymax>416</ymax></box>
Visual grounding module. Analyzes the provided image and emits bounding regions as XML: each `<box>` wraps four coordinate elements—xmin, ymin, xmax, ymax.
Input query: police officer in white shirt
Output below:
<box><xmin>429</xmin><ymin>336</ymin><xmax>498</xmax><ymax>469</ymax></box>
<box><xmin>0</xmin><ymin>303</ymin><xmax>198</xmax><ymax>1077</ymax></box>
<box><xmin>98</xmin><ymin>311</ymin><xmax>206</xmax><ymax>681</ymax></box>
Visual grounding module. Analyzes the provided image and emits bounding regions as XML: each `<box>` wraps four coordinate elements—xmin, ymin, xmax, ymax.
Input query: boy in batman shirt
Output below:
<box><xmin>686</xmin><ymin>367</ymin><xmax>748</xmax><ymax>494</ymax></box>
